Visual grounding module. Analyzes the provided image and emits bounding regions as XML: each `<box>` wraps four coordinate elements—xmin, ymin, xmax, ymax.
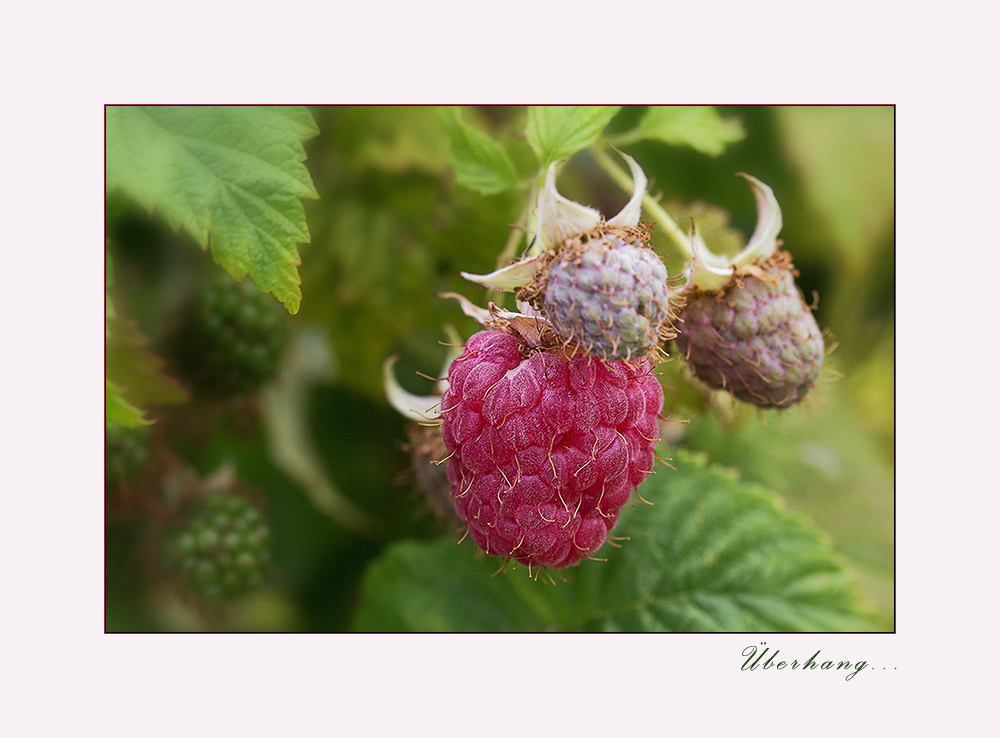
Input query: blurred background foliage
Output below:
<box><xmin>106</xmin><ymin>106</ymin><xmax>894</xmax><ymax>632</ymax></box>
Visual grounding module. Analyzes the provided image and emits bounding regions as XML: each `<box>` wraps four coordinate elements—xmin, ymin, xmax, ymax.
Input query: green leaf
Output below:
<box><xmin>352</xmin><ymin>449</ymin><xmax>871</xmax><ymax>632</ymax></box>
<box><xmin>106</xmin><ymin>379</ymin><xmax>150</xmax><ymax>427</ymax></box>
<box><xmin>680</xmin><ymin>376</ymin><xmax>895</xmax><ymax>630</ymax></box>
<box><xmin>526</xmin><ymin>106</ymin><xmax>622</xmax><ymax>165</ymax></box>
<box><xmin>105</xmin><ymin>106</ymin><xmax>320</xmax><ymax>313</ymax></box>
<box><xmin>106</xmin><ymin>242</ymin><xmax>187</xmax><ymax>423</ymax></box>
<box><xmin>106</xmin><ymin>315</ymin><xmax>189</xmax><ymax>410</ymax></box>
<box><xmin>635</xmin><ymin>106</ymin><xmax>745</xmax><ymax>156</ymax></box>
<box><xmin>438</xmin><ymin>107</ymin><xmax>519</xmax><ymax>194</ymax></box>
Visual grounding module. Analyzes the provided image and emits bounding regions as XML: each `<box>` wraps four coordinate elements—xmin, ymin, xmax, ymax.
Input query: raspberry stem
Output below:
<box><xmin>497</xmin><ymin>193</ymin><xmax>538</xmax><ymax>264</ymax></box>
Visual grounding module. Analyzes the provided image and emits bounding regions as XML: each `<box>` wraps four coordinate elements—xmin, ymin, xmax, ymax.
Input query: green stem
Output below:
<box><xmin>589</xmin><ymin>145</ymin><xmax>693</xmax><ymax>260</ymax></box>
<box><xmin>496</xmin><ymin>192</ymin><xmax>535</xmax><ymax>267</ymax></box>
<box><xmin>522</xmin><ymin>173</ymin><xmax>544</xmax><ymax>258</ymax></box>
<box><xmin>605</xmin><ymin>129</ymin><xmax>642</xmax><ymax>147</ymax></box>
<box><xmin>485</xmin><ymin>182</ymin><xmax>539</xmax><ymax>307</ymax></box>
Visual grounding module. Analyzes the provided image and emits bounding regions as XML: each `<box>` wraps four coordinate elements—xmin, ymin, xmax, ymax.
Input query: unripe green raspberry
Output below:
<box><xmin>538</xmin><ymin>234</ymin><xmax>672</xmax><ymax>361</ymax></box>
<box><xmin>166</xmin><ymin>492</ymin><xmax>272</xmax><ymax>599</ymax></box>
<box><xmin>675</xmin><ymin>251</ymin><xmax>824</xmax><ymax>408</ymax></box>
<box><xmin>169</xmin><ymin>275</ymin><xmax>288</xmax><ymax>396</ymax></box>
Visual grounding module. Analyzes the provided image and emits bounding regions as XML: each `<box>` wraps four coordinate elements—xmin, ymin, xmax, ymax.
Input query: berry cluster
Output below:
<box><xmin>165</xmin><ymin>492</ymin><xmax>271</xmax><ymax>600</ymax></box>
<box><xmin>388</xmin><ymin>152</ymin><xmax>826</xmax><ymax>571</ymax></box>
<box><xmin>169</xmin><ymin>275</ymin><xmax>288</xmax><ymax>396</ymax></box>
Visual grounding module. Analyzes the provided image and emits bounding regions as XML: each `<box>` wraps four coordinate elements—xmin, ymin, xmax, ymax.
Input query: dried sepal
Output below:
<box><xmin>536</xmin><ymin>149</ymin><xmax>648</xmax><ymax>252</ymax></box>
<box><xmin>439</xmin><ymin>292</ymin><xmax>572</xmax><ymax>356</ymax></box>
<box><xmin>604</xmin><ymin>149</ymin><xmax>648</xmax><ymax>229</ymax></box>
<box><xmin>458</xmin><ymin>253</ymin><xmax>545</xmax><ymax>292</ymax></box>
<box><xmin>684</xmin><ymin>173</ymin><xmax>784</xmax><ymax>293</ymax></box>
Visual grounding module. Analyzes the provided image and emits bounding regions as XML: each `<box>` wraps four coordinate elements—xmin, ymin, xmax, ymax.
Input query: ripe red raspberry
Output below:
<box><xmin>439</xmin><ymin>329</ymin><xmax>663</xmax><ymax>569</ymax></box>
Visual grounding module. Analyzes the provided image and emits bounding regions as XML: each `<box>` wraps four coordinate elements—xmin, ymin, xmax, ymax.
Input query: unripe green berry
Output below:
<box><xmin>541</xmin><ymin>235</ymin><xmax>672</xmax><ymax>361</ymax></box>
<box><xmin>165</xmin><ymin>492</ymin><xmax>272</xmax><ymax>600</ymax></box>
<box><xmin>169</xmin><ymin>275</ymin><xmax>289</xmax><ymax>397</ymax></box>
<box><xmin>675</xmin><ymin>252</ymin><xmax>824</xmax><ymax>408</ymax></box>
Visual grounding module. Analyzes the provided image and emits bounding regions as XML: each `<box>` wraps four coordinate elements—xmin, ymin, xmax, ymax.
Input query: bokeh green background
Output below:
<box><xmin>106</xmin><ymin>106</ymin><xmax>894</xmax><ymax>632</ymax></box>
